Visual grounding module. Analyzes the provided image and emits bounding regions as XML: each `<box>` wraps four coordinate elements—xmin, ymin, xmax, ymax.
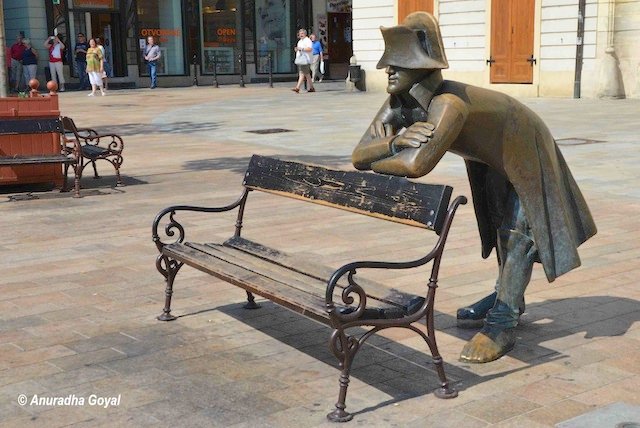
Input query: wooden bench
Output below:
<box><xmin>152</xmin><ymin>155</ymin><xmax>467</xmax><ymax>422</ymax></box>
<box><xmin>61</xmin><ymin>116</ymin><xmax>124</xmax><ymax>187</ymax></box>
<box><xmin>0</xmin><ymin>117</ymin><xmax>81</xmax><ymax>197</ymax></box>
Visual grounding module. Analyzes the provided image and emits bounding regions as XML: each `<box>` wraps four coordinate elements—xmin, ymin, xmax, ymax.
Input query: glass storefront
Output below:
<box><xmin>200</xmin><ymin>0</ymin><xmax>242</xmax><ymax>74</ymax></box>
<box><xmin>137</xmin><ymin>0</ymin><xmax>186</xmax><ymax>75</ymax></box>
<box><xmin>254</xmin><ymin>0</ymin><xmax>294</xmax><ymax>74</ymax></box>
<box><xmin>45</xmin><ymin>0</ymin><xmax>310</xmax><ymax>83</ymax></box>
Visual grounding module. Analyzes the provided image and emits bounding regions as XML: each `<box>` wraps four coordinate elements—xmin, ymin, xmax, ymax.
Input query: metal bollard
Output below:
<box><xmin>192</xmin><ymin>54</ymin><xmax>198</xmax><ymax>86</ymax></box>
<box><xmin>238</xmin><ymin>54</ymin><xmax>246</xmax><ymax>88</ymax></box>
<box><xmin>268</xmin><ymin>53</ymin><xmax>273</xmax><ymax>88</ymax></box>
<box><xmin>212</xmin><ymin>55</ymin><xmax>219</xmax><ymax>88</ymax></box>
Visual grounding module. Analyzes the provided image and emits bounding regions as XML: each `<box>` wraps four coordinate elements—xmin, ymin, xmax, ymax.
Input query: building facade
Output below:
<box><xmin>353</xmin><ymin>0</ymin><xmax>640</xmax><ymax>98</ymax></box>
<box><xmin>3</xmin><ymin>0</ymin><xmax>355</xmax><ymax>87</ymax></box>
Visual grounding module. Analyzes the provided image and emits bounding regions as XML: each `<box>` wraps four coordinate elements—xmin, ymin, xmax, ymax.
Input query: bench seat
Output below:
<box><xmin>0</xmin><ymin>154</ymin><xmax>74</xmax><ymax>165</ymax></box>
<box><xmin>164</xmin><ymin>237</ymin><xmax>421</xmax><ymax>324</ymax></box>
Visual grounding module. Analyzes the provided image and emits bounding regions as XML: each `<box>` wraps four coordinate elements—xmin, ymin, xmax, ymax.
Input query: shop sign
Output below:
<box><xmin>140</xmin><ymin>28</ymin><xmax>182</xmax><ymax>43</ymax></box>
<box><xmin>73</xmin><ymin>0</ymin><xmax>114</xmax><ymax>9</ymax></box>
<box><xmin>327</xmin><ymin>0</ymin><xmax>351</xmax><ymax>13</ymax></box>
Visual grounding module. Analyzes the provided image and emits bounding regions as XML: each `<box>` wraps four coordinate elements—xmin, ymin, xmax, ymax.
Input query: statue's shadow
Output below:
<box><xmin>209</xmin><ymin>295</ymin><xmax>638</xmax><ymax>414</ymax></box>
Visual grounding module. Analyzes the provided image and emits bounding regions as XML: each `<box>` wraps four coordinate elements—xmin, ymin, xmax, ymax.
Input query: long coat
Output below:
<box><xmin>353</xmin><ymin>74</ymin><xmax>597</xmax><ymax>282</ymax></box>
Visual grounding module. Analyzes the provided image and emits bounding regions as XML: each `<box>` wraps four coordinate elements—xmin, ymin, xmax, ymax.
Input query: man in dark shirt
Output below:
<box><xmin>74</xmin><ymin>33</ymin><xmax>89</xmax><ymax>90</ymax></box>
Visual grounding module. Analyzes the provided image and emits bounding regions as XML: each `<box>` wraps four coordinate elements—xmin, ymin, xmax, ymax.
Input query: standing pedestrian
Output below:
<box><xmin>85</xmin><ymin>38</ymin><xmax>105</xmax><ymax>97</ymax></box>
<box><xmin>143</xmin><ymin>36</ymin><xmax>161</xmax><ymax>89</ymax></box>
<box><xmin>95</xmin><ymin>37</ymin><xmax>111</xmax><ymax>90</ymax></box>
<box><xmin>44</xmin><ymin>34</ymin><xmax>66</xmax><ymax>91</ymax></box>
<box><xmin>310</xmin><ymin>33</ymin><xmax>323</xmax><ymax>83</ymax></box>
<box><xmin>292</xmin><ymin>29</ymin><xmax>314</xmax><ymax>93</ymax></box>
<box><xmin>74</xmin><ymin>33</ymin><xmax>89</xmax><ymax>90</ymax></box>
<box><xmin>21</xmin><ymin>39</ymin><xmax>39</xmax><ymax>85</ymax></box>
<box><xmin>10</xmin><ymin>32</ymin><xmax>26</xmax><ymax>91</ymax></box>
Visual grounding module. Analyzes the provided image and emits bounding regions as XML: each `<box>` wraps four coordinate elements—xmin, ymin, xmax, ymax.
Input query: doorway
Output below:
<box><xmin>70</xmin><ymin>11</ymin><xmax>126</xmax><ymax>78</ymax></box>
<box><xmin>327</xmin><ymin>12</ymin><xmax>352</xmax><ymax>79</ymax></box>
<box><xmin>490</xmin><ymin>0</ymin><xmax>535</xmax><ymax>83</ymax></box>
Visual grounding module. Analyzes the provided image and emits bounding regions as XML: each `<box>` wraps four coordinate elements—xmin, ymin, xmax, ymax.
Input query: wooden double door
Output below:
<box><xmin>490</xmin><ymin>0</ymin><xmax>536</xmax><ymax>83</ymax></box>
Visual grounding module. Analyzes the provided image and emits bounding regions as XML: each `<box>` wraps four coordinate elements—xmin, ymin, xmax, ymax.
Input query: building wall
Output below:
<box><xmin>352</xmin><ymin>0</ymin><xmax>640</xmax><ymax>98</ymax></box>
<box><xmin>352</xmin><ymin>0</ymin><xmax>395</xmax><ymax>91</ymax></box>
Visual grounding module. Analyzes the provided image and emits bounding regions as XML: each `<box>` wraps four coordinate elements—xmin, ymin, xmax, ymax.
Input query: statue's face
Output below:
<box><xmin>386</xmin><ymin>66</ymin><xmax>428</xmax><ymax>94</ymax></box>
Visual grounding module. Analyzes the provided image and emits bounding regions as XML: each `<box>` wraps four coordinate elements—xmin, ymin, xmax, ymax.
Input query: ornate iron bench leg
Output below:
<box><xmin>327</xmin><ymin>329</ymin><xmax>359</xmax><ymax>422</ymax></box>
<box><xmin>243</xmin><ymin>291</ymin><xmax>261</xmax><ymax>309</ymax></box>
<box><xmin>424</xmin><ymin>285</ymin><xmax>457</xmax><ymax>399</ymax></box>
<box><xmin>156</xmin><ymin>255</ymin><xmax>183</xmax><ymax>321</ymax></box>
<box><xmin>91</xmin><ymin>160</ymin><xmax>100</xmax><ymax>179</ymax></box>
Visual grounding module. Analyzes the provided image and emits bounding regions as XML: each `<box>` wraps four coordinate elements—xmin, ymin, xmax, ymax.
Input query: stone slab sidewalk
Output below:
<box><xmin>1</xmin><ymin>81</ymin><xmax>639</xmax><ymax>427</ymax></box>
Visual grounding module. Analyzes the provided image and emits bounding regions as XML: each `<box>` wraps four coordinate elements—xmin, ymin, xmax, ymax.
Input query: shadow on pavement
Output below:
<box><xmin>91</xmin><ymin>121</ymin><xmax>222</xmax><ymax>136</ymax></box>
<box><xmin>179</xmin><ymin>295</ymin><xmax>640</xmax><ymax>416</ymax></box>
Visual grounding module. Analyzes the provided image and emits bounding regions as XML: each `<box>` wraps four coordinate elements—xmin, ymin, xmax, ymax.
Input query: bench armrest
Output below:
<box><xmin>325</xmin><ymin>196</ymin><xmax>467</xmax><ymax>323</ymax></box>
<box><xmin>152</xmin><ymin>189</ymin><xmax>250</xmax><ymax>251</ymax></box>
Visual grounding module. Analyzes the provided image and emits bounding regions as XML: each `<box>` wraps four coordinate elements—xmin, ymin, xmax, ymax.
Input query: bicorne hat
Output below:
<box><xmin>377</xmin><ymin>12</ymin><xmax>448</xmax><ymax>70</ymax></box>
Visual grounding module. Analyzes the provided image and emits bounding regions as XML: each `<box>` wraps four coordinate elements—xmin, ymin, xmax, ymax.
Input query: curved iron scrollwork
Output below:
<box><xmin>152</xmin><ymin>189</ymin><xmax>249</xmax><ymax>251</ymax></box>
<box><xmin>153</xmin><ymin>210</ymin><xmax>186</xmax><ymax>251</ymax></box>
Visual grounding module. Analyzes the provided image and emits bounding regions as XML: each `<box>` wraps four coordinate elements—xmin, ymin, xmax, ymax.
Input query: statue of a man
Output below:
<box><xmin>352</xmin><ymin>12</ymin><xmax>597</xmax><ymax>363</ymax></box>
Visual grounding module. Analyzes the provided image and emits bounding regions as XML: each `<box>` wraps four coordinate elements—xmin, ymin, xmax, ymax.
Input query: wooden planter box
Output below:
<box><xmin>0</xmin><ymin>95</ymin><xmax>63</xmax><ymax>188</ymax></box>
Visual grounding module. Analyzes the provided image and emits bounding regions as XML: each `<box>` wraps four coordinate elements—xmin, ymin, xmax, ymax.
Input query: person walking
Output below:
<box><xmin>85</xmin><ymin>38</ymin><xmax>105</xmax><ymax>96</ymax></box>
<box><xmin>95</xmin><ymin>37</ymin><xmax>111</xmax><ymax>90</ymax></box>
<box><xmin>292</xmin><ymin>29</ymin><xmax>314</xmax><ymax>93</ymax></box>
<box><xmin>44</xmin><ymin>34</ymin><xmax>66</xmax><ymax>91</ymax></box>
<box><xmin>310</xmin><ymin>33</ymin><xmax>323</xmax><ymax>82</ymax></box>
<box><xmin>21</xmin><ymin>39</ymin><xmax>39</xmax><ymax>85</ymax></box>
<box><xmin>10</xmin><ymin>32</ymin><xmax>26</xmax><ymax>91</ymax></box>
<box><xmin>143</xmin><ymin>36</ymin><xmax>161</xmax><ymax>89</ymax></box>
<box><xmin>74</xmin><ymin>33</ymin><xmax>89</xmax><ymax>90</ymax></box>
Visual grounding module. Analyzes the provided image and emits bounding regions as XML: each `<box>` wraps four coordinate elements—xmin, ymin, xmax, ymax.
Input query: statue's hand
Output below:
<box><xmin>392</xmin><ymin>122</ymin><xmax>435</xmax><ymax>152</ymax></box>
<box><xmin>370</xmin><ymin>120</ymin><xmax>394</xmax><ymax>139</ymax></box>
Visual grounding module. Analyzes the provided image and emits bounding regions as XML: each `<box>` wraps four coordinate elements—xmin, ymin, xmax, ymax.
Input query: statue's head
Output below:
<box><xmin>377</xmin><ymin>12</ymin><xmax>448</xmax><ymax>94</ymax></box>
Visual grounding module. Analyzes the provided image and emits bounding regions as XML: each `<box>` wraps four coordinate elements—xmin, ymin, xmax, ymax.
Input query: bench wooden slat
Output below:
<box><xmin>0</xmin><ymin>118</ymin><xmax>63</xmax><ymax>135</ymax></box>
<box><xmin>187</xmin><ymin>242</ymin><xmax>409</xmax><ymax>313</ymax></box>
<box><xmin>0</xmin><ymin>155</ymin><xmax>72</xmax><ymax>165</ymax></box>
<box><xmin>163</xmin><ymin>243</ymin><xmax>331</xmax><ymax>323</ymax></box>
<box><xmin>224</xmin><ymin>236</ymin><xmax>420</xmax><ymax>308</ymax></box>
<box><xmin>243</xmin><ymin>155</ymin><xmax>452</xmax><ymax>233</ymax></box>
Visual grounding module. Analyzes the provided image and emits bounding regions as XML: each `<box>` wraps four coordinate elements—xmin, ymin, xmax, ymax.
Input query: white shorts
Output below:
<box><xmin>88</xmin><ymin>71</ymin><xmax>103</xmax><ymax>86</ymax></box>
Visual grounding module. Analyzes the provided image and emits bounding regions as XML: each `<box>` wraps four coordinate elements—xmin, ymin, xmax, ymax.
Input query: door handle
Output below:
<box><xmin>486</xmin><ymin>57</ymin><xmax>495</xmax><ymax>66</ymax></box>
<box><xmin>527</xmin><ymin>55</ymin><xmax>537</xmax><ymax>65</ymax></box>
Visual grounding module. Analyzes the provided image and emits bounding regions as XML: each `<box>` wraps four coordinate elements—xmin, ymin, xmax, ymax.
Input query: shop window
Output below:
<box><xmin>137</xmin><ymin>0</ymin><xmax>186</xmax><ymax>75</ymax></box>
<box><xmin>200</xmin><ymin>0</ymin><xmax>242</xmax><ymax>74</ymax></box>
<box><xmin>255</xmin><ymin>0</ymin><xmax>294</xmax><ymax>74</ymax></box>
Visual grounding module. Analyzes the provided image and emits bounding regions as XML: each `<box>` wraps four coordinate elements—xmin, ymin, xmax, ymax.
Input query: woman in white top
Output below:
<box><xmin>291</xmin><ymin>29</ymin><xmax>315</xmax><ymax>93</ymax></box>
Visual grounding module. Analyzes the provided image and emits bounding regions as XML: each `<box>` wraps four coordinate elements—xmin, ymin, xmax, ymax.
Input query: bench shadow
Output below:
<box><xmin>0</xmin><ymin>175</ymin><xmax>147</xmax><ymax>201</ymax></box>
<box><xmin>183</xmin><ymin>154</ymin><xmax>352</xmax><ymax>174</ymax></box>
<box><xmin>178</xmin><ymin>295</ymin><xmax>638</xmax><ymax>416</ymax></box>
<box><xmin>89</xmin><ymin>121</ymin><xmax>222</xmax><ymax>136</ymax></box>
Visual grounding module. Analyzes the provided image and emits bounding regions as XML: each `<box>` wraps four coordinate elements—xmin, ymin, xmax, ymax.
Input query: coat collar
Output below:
<box><xmin>407</xmin><ymin>70</ymin><xmax>444</xmax><ymax>111</ymax></box>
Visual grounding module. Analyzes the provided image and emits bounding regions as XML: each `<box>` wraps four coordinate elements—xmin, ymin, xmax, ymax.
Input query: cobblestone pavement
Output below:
<box><xmin>1</xmin><ymin>81</ymin><xmax>639</xmax><ymax>427</ymax></box>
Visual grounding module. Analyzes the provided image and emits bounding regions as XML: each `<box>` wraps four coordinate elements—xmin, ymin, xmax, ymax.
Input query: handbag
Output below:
<box><xmin>294</xmin><ymin>51</ymin><xmax>309</xmax><ymax>65</ymax></box>
<box><xmin>319</xmin><ymin>60</ymin><xmax>325</xmax><ymax>75</ymax></box>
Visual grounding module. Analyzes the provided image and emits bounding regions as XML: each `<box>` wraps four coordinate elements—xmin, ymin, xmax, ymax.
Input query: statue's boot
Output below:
<box><xmin>457</xmin><ymin>290</ymin><xmax>525</xmax><ymax>329</ymax></box>
<box><xmin>460</xmin><ymin>228</ymin><xmax>537</xmax><ymax>363</ymax></box>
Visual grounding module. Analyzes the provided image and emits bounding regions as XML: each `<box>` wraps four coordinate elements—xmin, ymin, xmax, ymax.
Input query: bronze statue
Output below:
<box><xmin>352</xmin><ymin>12</ymin><xmax>597</xmax><ymax>363</ymax></box>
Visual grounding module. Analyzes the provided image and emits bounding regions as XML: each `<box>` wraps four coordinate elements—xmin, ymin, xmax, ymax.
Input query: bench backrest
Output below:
<box><xmin>0</xmin><ymin>117</ymin><xmax>63</xmax><ymax>136</ymax></box>
<box><xmin>242</xmin><ymin>155</ymin><xmax>453</xmax><ymax>234</ymax></box>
